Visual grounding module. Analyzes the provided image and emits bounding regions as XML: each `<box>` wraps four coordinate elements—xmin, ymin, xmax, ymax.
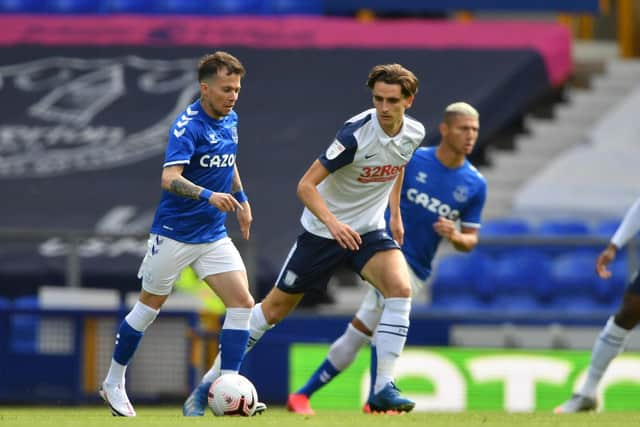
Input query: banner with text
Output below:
<box><xmin>290</xmin><ymin>344</ymin><xmax>640</xmax><ymax>412</ymax></box>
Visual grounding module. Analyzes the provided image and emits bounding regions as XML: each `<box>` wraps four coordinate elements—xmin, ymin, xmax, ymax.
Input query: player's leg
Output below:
<box><xmin>356</xmin><ymin>232</ymin><xmax>413</xmax><ymax>413</ymax></box>
<box><xmin>183</xmin><ymin>238</ymin><xmax>255</xmax><ymax>416</ymax></box>
<box><xmin>364</xmin><ymin>266</ymin><xmax>426</xmax><ymax>412</ymax></box>
<box><xmin>196</xmin><ymin>232</ymin><xmax>342</xmax><ymax>411</ymax></box>
<box><xmin>288</xmin><ymin>286</ymin><xmax>382</xmax><ymax>414</ymax></box>
<box><xmin>101</xmin><ymin>234</ymin><xmax>190</xmax><ymax>417</ymax></box>
<box><xmin>555</xmin><ymin>272</ymin><xmax>640</xmax><ymax>413</ymax></box>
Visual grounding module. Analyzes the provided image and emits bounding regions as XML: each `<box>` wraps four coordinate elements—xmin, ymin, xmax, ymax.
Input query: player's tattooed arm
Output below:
<box><xmin>169</xmin><ymin>176</ymin><xmax>202</xmax><ymax>199</ymax></box>
<box><xmin>161</xmin><ymin>165</ymin><xmax>200</xmax><ymax>199</ymax></box>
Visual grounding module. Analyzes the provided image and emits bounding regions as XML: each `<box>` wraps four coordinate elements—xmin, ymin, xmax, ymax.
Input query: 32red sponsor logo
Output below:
<box><xmin>358</xmin><ymin>165</ymin><xmax>403</xmax><ymax>183</ymax></box>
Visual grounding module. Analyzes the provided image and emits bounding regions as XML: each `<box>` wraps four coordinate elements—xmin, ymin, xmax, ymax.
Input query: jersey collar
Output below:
<box><xmin>372</xmin><ymin>110</ymin><xmax>406</xmax><ymax>146</ymax></box>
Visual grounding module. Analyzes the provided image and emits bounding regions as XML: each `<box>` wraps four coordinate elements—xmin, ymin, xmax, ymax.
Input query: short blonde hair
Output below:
<box><xmin>444</xmin><ymin>102</ymin><xmax>479</xmax><ymax>122</ymax></box>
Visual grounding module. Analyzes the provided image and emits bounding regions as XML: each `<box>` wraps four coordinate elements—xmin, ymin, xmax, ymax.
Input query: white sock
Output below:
<box><xmin>104</xmin><ymin>302</ymin><xmax>159</xmax><ymax>385</ymax></box>
<box><xmin>580</xmin><ymin>316</ymin><xmax>630</xmax><ymax>398</ymax></box>
<box><xmin>202</xmin><ymin>303</ymin><xmax>273</xmax><ymax>383</ymax></box>
<box><xmin>327</xmin><ymin>324</ymin><xmax>370</xmax><ymax>371</ymax></box>
<box><xmin>125</xmin><ymin>301</ymin><xmax>160</xmax><ymax>332</ymax></box>
<box><xmin>105</xmin><ymin>360</ymin><xmax>127</xmax><ymax>386</ymax></box>
<box><xmin>373</xmin><ymin>298</ymin><xmax>410</xmax><ymax>394</ymax></box>
<box><xmin>222</xmin><ymin>307</ymin><xmax>251</xmax><ymax>330</ymax></box>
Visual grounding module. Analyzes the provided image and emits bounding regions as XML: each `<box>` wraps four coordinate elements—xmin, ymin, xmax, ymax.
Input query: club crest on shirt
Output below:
<box><xmin>283</xmin><ymin>270</ymin><xmax>298</xmax><ymax>287</ymax></box>
<box><xmin>208</xmin><ymin>132</ymin><xmax>218</xmax><ymax>144</ymax></box>
<box><xmin>453</xmin><ymin>185</ymin><xmax>469</xmax><ymax>203</ymax></box>
<box><xmin>325</xmin><ymin>140</ymin><xmax>345</xmax><ymax>160</ymax></box>
<box><xmin>416</xmin><ymin>171</ymin><xmax>428</xmax><ymax>183</ymax></box>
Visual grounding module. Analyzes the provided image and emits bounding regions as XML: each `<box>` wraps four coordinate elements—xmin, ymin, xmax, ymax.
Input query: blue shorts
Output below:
<box><xmin>626</xmin><ymin>270</ymin><xmax>640</xmax><ymax>294</ymax></box>
<box><xmin>275</xmin><ymin>229</ymin><xmax>400</xmax><ymax>294</ymax></box>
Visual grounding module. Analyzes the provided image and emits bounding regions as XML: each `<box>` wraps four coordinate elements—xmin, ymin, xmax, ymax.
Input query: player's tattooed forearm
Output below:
<box><xmin>170</xmin><ymin>177</ymin><xmax>201</xmax><ymax>199</ymax></box>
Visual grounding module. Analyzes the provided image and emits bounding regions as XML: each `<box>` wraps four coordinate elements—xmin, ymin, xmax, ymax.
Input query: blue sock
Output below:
<box><xmin>220</xmin><ymin>328</ymin><xmax>250</xmax><ymax>372</ymax></box>
<box><xmin>113</xmin><ymin>320</ymin><xmax>143</xmax><ymax>366</ymax></box>
<box><xmin>297</xmin><ymin>359</ymin><xmax>340</xmax><ymax>397</ymax></box>
<box><xmin>368</xmin><ymin>345</ymin><xmax>377</xmax><ymax>399</ymax></box>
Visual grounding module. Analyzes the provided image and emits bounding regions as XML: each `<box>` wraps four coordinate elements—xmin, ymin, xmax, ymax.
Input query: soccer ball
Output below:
<box><xmin>208</xmin><ymin>374</ymin><xmax>258</xmax><ymax>416</ymax></box>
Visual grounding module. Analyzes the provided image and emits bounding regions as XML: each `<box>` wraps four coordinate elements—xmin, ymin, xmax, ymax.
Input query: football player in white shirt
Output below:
<box><xmin>191</xmin><ymin>63</ymin><xmax>425</xmax><ymax>413</ymax></box>
<box><xmin>555</xmin><ymin>196</ymin><xmax>640</xmax><ymax>413</ymax></box>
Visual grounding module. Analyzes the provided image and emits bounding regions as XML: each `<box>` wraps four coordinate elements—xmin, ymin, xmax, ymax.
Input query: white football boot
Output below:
<box><xmin>99</xmin><ymin>382</ymin><xmax>136</xmax><ymax>417</ymax></box>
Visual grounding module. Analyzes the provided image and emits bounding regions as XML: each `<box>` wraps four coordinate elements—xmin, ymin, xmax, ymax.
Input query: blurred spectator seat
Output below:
<box><xmin>548</xmin><ymin>252</ymin><xmax>612</xmax><ymax>311</ymax></box>
<box><xmin>154</xmin><ymin>0</ymin><xmax>209</xmax><ymax>15</ymax></box>
<box><xmin>265</xmin><ymin>0</ymin><xmax>323</xmax><ymax>15</ymax></box>
<box><xmin>478</xmin><ymin>217</ymin><xmax>532</xmax><ymax>257</ymax></box>
<box><xmin>591</xmin><ymin>258</ymin><xmax>627</xmax><ymax>310</ymax></box>
<box><xmin>10</xmin><ymin>295</ymin><xmax>38</xmax><ymax>353</ymax></box>
<box><xmin>209</xmin><ymin>0</ymin><xmax>264</xmax><ymax>15</ymax></box>
<box><xmin>104</xmin><ymin>0</ymin><xmax>155</xmax><ymax>13</ymax></box>
<box><xmin>593</xmin><ymin>218</ymin><xmax>620</xmax><ymax>238</ymax></box>
<box><xmin>46</xmin><ymin>0</ymin><xmax>101</xmax><ymax>13</ymax></box>
<box><xmin>487</xmin><ymin>251</ymin><xmax>552</xmax><ymax>311</ymax></box>
<box><xmin>0</xmin><ymin>297</ymin><xmax>10</xmax><ymax>309</ymax></box>
<box><xmin>430</xmin><ymin>252</ymin><xmax>490</xmax><ymax>310</ymax></box>
<box><xmin>0</xmin><ymin>0</ymin><xmax>45</xmax><ymax>12</ymax></box>
<box><xmin>536</xmin><ymin>218</ymin><xmax>592</xmax><ymax>255</ymax></box>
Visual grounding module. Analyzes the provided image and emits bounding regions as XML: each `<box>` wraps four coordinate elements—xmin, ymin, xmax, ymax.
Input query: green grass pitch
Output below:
<box><xmin>2</xmin><ymin>407</ymin><xmax>640</xmax><ymax>427</ymax></box>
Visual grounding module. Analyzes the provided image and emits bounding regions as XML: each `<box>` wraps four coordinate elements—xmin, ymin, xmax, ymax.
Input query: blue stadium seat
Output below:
<box><xmin>487</xmin><ymin>251</ymin><xmax>552</xmax><ymax>311</ymax></box>
<box><xmin>430</xmin><ymin>252</ymin><xmax>489</xmax><ymax>310</ymax></box>
<box><xmin>264</xmin><ymin>0</ymin><xmax>323</xmax><ymax>15</ymax></box>
<box><xmin>154</xmin><ymin>0</ymin><xmax>210</xmax><ymax>15</ymax></box>
<box><xmin>593</xmin><ymin>218</ymin><xmax>620</xmax><ymax>239</ymax></box>
<box><xmin>536</xmin><ymin>218</ymin><xmax>592</xmax><ymax>256</ymax></box>
<box><xmin>46</xmin><ymin>0</ymin><xmax>101</xmax><ymax>13</ymax></box>
<box><xmin>0</xmin><ymin>297</ymin><xmax>10</xmax><ymax>309</ymax></box>
<box><xmin>104</xmin><ymin>0</ymin><xmax>155</xmax><ymax>13</ymax></box>
<box><xmin>0</xmin><ymin>0</ymin><xmax>45</xmax><ymax>12</ymax></box>
<box><xmin>10</xmin><ymin>295</ymin><xmax>39</xmax><ymax>353</ymax></box>
<box><xmin>592</xmin><ymin>258</ymin><xmax>627</xmax><ymax>310</ymax></box>
<box><xmin>208</xmin><ymin>0</ymin><xmax>264</xmax><ymax>15</ymax></box>
<box><xmin>549</xmin><ymin>252</ymin><xmax>604</xmax><ymax>311</ymax></box>
<box><xmin>477</xmin><ymin>217</ymin><xmax>532</xmax><ymax>257</ymax></box>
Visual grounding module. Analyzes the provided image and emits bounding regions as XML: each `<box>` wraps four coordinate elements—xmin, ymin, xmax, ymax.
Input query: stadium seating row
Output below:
<box><xmin>431</xmin><ymin>250</ymin><xmax>627</xmax><ymax>312</ymax></box>
<box><xmin>480</xmin><ymin>217</ymin><xmax>621</xmax><ymax>238</ymax></box>
<box><xmin>0</xmin><ymin>0</ymin><xmax>323</xmax><ymax>14</ymax></box>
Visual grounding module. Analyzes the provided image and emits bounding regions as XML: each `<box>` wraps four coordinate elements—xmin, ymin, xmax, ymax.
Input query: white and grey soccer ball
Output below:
<box><xmin>208</xmin><ymin>374</ymin><xmax>258</xmax><ymax>416</ymax></box>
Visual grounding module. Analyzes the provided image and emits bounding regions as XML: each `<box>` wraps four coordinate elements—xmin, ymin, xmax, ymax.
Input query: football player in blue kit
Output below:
<box><xmin>287</xmin><ymin>102</ymin><xmax>487</xmax><ymax>415</ymax></box>
<box><xmin>185</xmin><ymin>63</ymin><xmax>426</xmax><ymax>414</ymax></box>
<box><xmin>99</xmin><ymin>51</ymin><xmax>258</xmax><ymax>417</ymax></box>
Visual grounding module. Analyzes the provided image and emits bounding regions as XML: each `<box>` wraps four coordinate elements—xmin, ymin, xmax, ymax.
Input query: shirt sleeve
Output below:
<box><xmin>460</xmin><ymin>180</ymin><xmax>487</xmax><ymax>229</ymax></box>
<box><xmin>163</xmin><ymin>123</ymin><xmax>196</xmax><ymax>167</ymax></box>
<box><xmin>611</xmin><ymin>196</ymin><xmax>640</xmax><ymax>248</ymax></box>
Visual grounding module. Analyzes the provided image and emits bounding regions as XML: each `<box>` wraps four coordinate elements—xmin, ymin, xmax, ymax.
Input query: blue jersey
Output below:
<box><xmin>389</xmin><ymin>146</ymin><xmax>486</xmax><ymax>280</ymax></box>
<box><xmin>150</xmin><ymin>100</ymin><xmax>239</xmax><ymax>244</ymax></box>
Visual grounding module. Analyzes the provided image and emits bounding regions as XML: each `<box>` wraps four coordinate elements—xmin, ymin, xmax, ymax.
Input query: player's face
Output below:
<box><xmin>200</xmin><ymin>69</ymin><xmax>242</xmax><ymax>119</ymax></box>
<box><xmin>372</xmin><ymin>81</ymin><xmax>413</xmax><ymax>136</ymax></box>
<box><xmin>441</xmin><ymin>115</ymin><xmax>479</xmax><ymax>155</ymax></box>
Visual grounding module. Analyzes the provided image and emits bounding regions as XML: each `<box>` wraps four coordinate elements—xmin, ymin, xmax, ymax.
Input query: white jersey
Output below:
<box><xmin>301</xmin><ymin>108</ymin><xmax>425</xmax><ymax>238</ymax></box>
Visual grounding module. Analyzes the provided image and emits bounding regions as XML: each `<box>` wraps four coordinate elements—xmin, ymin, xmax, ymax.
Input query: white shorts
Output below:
<box><xmin>355</xmin><ymin>265</ymin><xmax>426</xmax><ymax>330</ymax></box>
<box><xmin>137</xmin><ymin>234</ymin><xmax>246</xmax><ymax>296</ymax></box>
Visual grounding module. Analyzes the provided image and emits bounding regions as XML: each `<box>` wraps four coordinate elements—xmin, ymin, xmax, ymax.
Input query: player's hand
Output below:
<box><xmin>389</xmin><ymin>214</ymin><xmax>404</xmax><ymax>246</ymax></box>
<box><xmin>596</xmin><ymin>244</ymin><xmax>617</xmax><ymax>279</ymax></box>
<box><xmin>236</xmin><ymin>201</ymin><xmax>252</xmax><ymax>240</ymax></box>
<box><xmin>208</xmin><ymin>192</ymin><xmax>243</xmax><ymax>212</ymax></box>
<box><xmin>327</xmin><ymin>220</ymin><xmax>362</xmax><ymax>251</ymax></box>
<box><xmin>433</xmin><ymin>217</ymin><xmax>456</xmax><ymax>240</ymax></box>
